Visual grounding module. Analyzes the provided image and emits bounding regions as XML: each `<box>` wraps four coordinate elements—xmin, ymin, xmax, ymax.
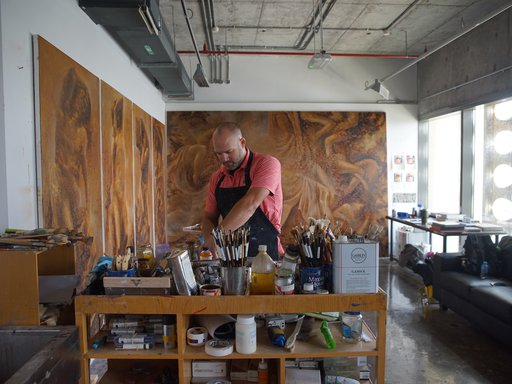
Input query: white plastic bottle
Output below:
<box><xmin>250</xmin><ymin>245</ymin><xmax>276</xmax><ymax>295</ymax></box>
<box><xmin>235</xmin><ymin>314</ymin><xmax>257</xmax><ymax>354</ymax></box>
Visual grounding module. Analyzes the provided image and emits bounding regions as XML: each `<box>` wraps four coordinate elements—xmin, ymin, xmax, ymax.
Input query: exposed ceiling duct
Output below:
<box><xmin>78</xmin><ymin>0</ymin><xmax>193</xmax><ymax>99</ymax></box>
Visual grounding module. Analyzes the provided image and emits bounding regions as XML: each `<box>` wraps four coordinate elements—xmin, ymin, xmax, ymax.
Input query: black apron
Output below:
<box><xmin>215</xmin><ymin>151</ymin><xmax>279</xmax><ymax>260</ymax></box>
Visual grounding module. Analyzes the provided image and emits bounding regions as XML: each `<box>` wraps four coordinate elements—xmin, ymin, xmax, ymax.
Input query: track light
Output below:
<box><xmin>364</xmin><ymin>79</ymin><xmax>390</xmax><ymax>99</ymax></box>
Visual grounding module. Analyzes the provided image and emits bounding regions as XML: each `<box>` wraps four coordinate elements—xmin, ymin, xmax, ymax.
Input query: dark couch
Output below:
<box><xmin>433</xmin><ymin>248</ymin><xmax>512</xmax><ymax>347</ymax></box>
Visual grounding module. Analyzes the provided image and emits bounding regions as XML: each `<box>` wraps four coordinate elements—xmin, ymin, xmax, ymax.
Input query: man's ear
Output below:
<box><xmin>240</xmin><ymin>137</ymin><xmax>247</xmax><ymax>148</ymax></box>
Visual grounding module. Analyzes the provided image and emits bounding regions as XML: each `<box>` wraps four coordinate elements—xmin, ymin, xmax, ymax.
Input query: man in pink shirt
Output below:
<box><xmin>202</xmin><ymin>122</ymin><xmax>284</xmax><ymax>259</ymax></box>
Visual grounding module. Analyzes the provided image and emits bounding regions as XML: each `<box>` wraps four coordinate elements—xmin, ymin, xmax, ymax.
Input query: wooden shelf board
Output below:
<box><xmin>76</xmin><ymin>293</ymin><xmax>387</xmax><ymax>315</ymax></box>
<box><xmin>87</xmin><ymin>344</ymin><xmax>178</xmax><ymax>360</ymax></box>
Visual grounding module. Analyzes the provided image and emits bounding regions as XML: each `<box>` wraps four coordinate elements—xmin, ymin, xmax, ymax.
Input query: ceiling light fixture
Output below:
<box><xmin>308</xmin><ymin>50</ymin><xmax>332</xmax><ymax>69</ymax></box>
<box><xmin>308</xmin><ymin>0</ymin><xmax>331</xmax><ymax>70</ymax></box>
<box><xmin>365</xmin><ymin>79</ymin><xmax>390</xmax><ymax>100</ymax></box>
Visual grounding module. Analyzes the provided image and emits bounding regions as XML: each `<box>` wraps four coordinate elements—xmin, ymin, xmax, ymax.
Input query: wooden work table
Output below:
<box><xmin>75</xmin><ymin>291</ymin><xmax>387</xmax><ymax>383</ymax></box>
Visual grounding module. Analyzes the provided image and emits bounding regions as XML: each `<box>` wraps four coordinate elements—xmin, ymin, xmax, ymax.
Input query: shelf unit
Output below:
<box><xmin>75</xmin><ymin>291</ymin><xmax>387</xmax><ymax>383</ymax></box>
<box><xmin>0</xmin><ymin>245</ymin><xmax>76</xmax><ymax>325</ymax></box>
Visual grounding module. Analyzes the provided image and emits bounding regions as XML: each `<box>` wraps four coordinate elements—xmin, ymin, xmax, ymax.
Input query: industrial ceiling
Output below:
<box><xmin>161</xmin><ymin>0</ymin><xmax>512</xmax><ymax>57</ymax></box>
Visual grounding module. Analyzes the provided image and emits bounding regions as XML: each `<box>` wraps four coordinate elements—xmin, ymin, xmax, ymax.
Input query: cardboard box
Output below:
<box><xmin>191</xmin><ymin>360</ymin><xmax>228</xmax><ymax>378</ymax></box>
<box><xmin>285</xmin><ymin>368</ymin><xmax>321</xmax><ymax>384</ymax></box>
<box><xmin>247</xmin><ymin>359</ymin><xmax>259</xmax><ymax>382</ymax></box>
<box><xmin>103</xmin><ymin>276</ymin><xmax>172</xmax><ymax>295</ymax></box>
<box><xmin>333</xmin><ymin>241</ymin><xmax>379</xmax><ymax>293</ymax></box>
<box><xmin>230</xmin><ymin>359</ymin><xmax>248</xmax><ymax>381</ymax></box>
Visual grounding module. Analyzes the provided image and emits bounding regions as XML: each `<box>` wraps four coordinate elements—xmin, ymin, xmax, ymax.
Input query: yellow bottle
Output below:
<box><xmin>250</xmin><ymin>245</ymin><xmax>275</xmax><ymax>295</ymax></box>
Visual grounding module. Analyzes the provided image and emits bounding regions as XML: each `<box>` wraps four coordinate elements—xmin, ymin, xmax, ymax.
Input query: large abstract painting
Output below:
<box><xmin>101</xmin><ymin>81</ymin><xmax>134</xmax><ymax>255</ymax></box>
<box><xmin>167</xmin><ymin>111</ymin><xmax>388</xmax><ymax>253</ymax></box>
<box><xmin>38</xmin><ymin>36</ymin><xmax>102</xmax><ymax>284</ymax></box>
<box><xmin>133</xmin><ymin>104</ymin><xmax>153</xmax><ymax>247</ymax></box>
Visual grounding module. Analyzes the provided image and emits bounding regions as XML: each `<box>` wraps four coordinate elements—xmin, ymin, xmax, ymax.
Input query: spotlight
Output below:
<box><xmin>364</xmin><ymin>79</ymin><xmax>390</xmax><ymax>99</ymax></box>
<box><xmin>308</xmin><ymin>50</ymin><xmax>332</xmax><ymax>70</ymax></box>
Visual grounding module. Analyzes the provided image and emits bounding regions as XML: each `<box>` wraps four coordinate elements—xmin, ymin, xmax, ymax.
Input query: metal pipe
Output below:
<box><xmin>295</xmin><ymin>0</ymin><xmax>338</xmax><ymax>50</ymax></box>
<box><xmin>177</xmin><ymin>50</ymin><xmax>417</xmax><ymax>59</ymax></box>
<box><xmin>180</xmin><ymin>0</ymin><xmax>203</xmax><ymax>66</ymax></box>
<box><xmin>379</xmin><ymin>2</ymin><xmax>512</xmax><ymax>83</ymax></box>
<box><xmin>199</xmin><ymin>0</ymin><xmax>214</xmax><ymax>50</ymax></box>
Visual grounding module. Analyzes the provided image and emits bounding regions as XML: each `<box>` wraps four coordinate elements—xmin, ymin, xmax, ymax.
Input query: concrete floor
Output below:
<box><xmin>381</xmin><ymin>259</ymin><xmax>512</xmax><ymax>384</ymax></box>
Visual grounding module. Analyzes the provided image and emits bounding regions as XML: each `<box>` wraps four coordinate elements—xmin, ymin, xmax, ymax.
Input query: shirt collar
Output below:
<box><xmin>220</xmin><ymin>148</ymin><xmax>250</xmax><ymax>176</ymax></box>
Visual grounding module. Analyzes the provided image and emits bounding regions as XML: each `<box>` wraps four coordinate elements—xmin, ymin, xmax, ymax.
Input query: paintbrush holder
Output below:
<box><xmin>220</xmin><ymin>266</ymin><xmax>247</xmax><ymax>295</ymax></box>
<box><xmin>299</xmin><ymin>265</ymin><xmax>325</xmax><ymax>292</ymax></box>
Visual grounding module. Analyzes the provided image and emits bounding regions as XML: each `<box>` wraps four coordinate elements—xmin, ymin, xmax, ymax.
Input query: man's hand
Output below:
<box><xmin>220</xmin><ymin>187</ymin><xmax>270</xmax><ymax>230</ymax></box>
<box><xmin>202</xmin><ymin>211</ymin><xmax>219</xmax><ymax>258</ymax></box>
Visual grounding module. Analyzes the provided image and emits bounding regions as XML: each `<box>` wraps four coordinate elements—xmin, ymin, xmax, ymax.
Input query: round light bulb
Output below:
<box><xmin>494</xmin><ymin>130</ymin><xmax>512</xmax><ymax>155</ymax></box>
<box><xmin>494</xmin><ymin>100</ymin><xmax>512</xmax><ymax>121</ymax></box>
<box><xmin>492</xmin><ymin>198</ymin><xmax>512</xmax><ymax>222</ymax></box>
<box><xmin>493</xmin><ymin>164</ymin><xmax>512</xmax><ymax>188</ymax></box>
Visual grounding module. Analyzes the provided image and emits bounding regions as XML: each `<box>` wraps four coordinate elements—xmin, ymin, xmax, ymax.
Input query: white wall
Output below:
<box><xmin>175</xmin><ymin>54</ymin><xmax>416</xmax><ymax>104</ymax></box>
<box><xmin>0</xmin><ymin>0</ymin><xmax>166</xmax><ymax>231</ymax></box>
<box><xmin>170</xmin><ymin>54</ymin><xmax>419</xmax><ymax>219</ymax></box>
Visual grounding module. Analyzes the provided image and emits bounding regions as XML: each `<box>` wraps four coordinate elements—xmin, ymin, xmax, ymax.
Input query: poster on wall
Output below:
<box><xmin>167</xmin><ymin>111</ymin><xmax>389</xmax><ymax>253</ymax></box>
<box><xmin>392</xmin><ymin>153</ymin><xmax>416</xmax><ymax>190</ymax></box>
<box><xmin>36</xmin><ymin>36</ymin><xmax>103</xmax><ymax>286</ymax></box>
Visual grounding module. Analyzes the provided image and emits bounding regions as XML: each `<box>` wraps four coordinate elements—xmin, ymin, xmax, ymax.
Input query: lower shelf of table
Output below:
<box><xmin>92</xmin><ymin>359</ymin><xmax>374</xmax><ymax>384</ymax></box>
<box><xmin>86</xmin><ymin>321</ymin><xmax>377</xmax><ymax>360</ymax></box>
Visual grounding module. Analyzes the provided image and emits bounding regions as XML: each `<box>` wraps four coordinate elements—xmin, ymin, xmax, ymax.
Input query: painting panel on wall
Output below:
<box><xmin>152</xmin><ymin>119</ymin><xmax>167</xmax><ymax>248</ymax></box>
<box><xmin>101</xmin><ymin>81</ymin><xmax>134</xmax><ymax>255</ymax></box>
<box><xmin>166</xmin><ymin>111</ymin><xmax>388</xmax><ymax>253</ymax></box>
<box><xmin>133</xmin><ymin>104</ymin><xmax>153</xmax><ymax>247</ymax></box>
<box><xmin>37</xmin><ymin>36</ymin><xmax>102</xmax><ymax>284</ymax></box>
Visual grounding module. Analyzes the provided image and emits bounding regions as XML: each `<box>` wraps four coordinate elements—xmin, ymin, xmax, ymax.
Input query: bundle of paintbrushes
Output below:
<box><xmin>211</xmin><ymin>227</ymin><xmax>249</xmax><ymax>267</ymax></box>
<box><xmin>291</xmin><ymin>218</ymin><xmax>335</xmax><ymax>267</ymax></box>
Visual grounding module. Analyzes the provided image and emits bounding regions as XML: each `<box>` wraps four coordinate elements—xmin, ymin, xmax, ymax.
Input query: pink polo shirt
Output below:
<box><xmin>205</xmin><ymin>149</ymin><xmax>284</xmax><ymax>254</ymax></box>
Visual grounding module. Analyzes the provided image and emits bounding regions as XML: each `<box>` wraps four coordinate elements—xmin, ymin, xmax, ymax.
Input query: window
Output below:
<box><xmin>425</xmin><ymin>112</ymin><xmax>462</xmax><ymax>214</ymax></box>
<box><xmin>420</xmin><ymin>97</ymin><xmax>512</xmax><ymax>252</ymax></box>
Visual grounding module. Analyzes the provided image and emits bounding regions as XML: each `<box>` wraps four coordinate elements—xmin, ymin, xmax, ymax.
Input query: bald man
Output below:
<box><xmin>202</xmin><ymin>122</ymin><xmax>284</xmax><ymax>260</ymax></box>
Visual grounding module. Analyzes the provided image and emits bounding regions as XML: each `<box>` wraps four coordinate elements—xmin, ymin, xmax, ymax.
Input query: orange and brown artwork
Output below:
<box><xmin>133</xmin><ymin>104</ymin><xmax>153</xmax><ymax>247</ymax></box>
<box><xmin>38</xmin><ymin>36</ymin><xmax>102</xmax><ymax>284</ymax></box>
<box><xmin>152</xmin><ymin>119</ymin><xmax>166</xmax><ymax>246</ymax></box>
<box><xmin>167</xmin><ymin>111</ymin><xmax>388</xmax><ymax>253</ymax></box>
<box><xmin>101</xmin><ymin>81</ymin><xmax>134</xmax><ymax>255</ymax></box>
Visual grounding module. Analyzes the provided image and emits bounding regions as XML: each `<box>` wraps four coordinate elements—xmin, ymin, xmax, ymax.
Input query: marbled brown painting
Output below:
<box><xmin>152</xmin><ymin>119</ymin><xmax>166</xmax><ymax>246</ymax></box>
<box><xmin>167</xmin><ymin>111</ymin><xmax>388</xmax><ymax>253</ymax></box>
<box><xmin>101</xmin><ymin>81</ymin><xmax>134</xmax><ymax>255</ymax></box>
<box><xmin>38</xmin><ymin>36</ymin><xmax>102</xmax><ymax>285</ymax></box>
<box><xmin>133</xmin><ymin>104</ymin><xmax>153</xmax><ymax>247</ymax></box>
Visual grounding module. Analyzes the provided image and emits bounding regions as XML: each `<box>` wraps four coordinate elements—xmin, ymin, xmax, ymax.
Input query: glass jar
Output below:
<box><xmin>341</xmin><ymin>311</ymin><xmax>363</xmax><ymax>343</ymax></box>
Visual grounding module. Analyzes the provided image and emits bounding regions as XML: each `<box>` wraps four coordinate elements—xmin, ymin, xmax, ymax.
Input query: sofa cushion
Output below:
<box><xmin>470</xmin><ymin>285</ymin><xmax>512</xmax><ymax>324</ymax></box>
<box><xmin>500</xmin><ymin>247</ymin><xmax>512</xmax><ymax>281</ymax></box>
<box><xmin>438</xmin><ymin>271</ymin><xmax>506</xmax><ymax>301</ymax></box>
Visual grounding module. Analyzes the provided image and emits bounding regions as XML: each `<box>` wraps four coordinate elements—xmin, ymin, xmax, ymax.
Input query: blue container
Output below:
<box><xmin>299</xmin><ymin>265</ymin><xmax>325</xmax><ymax>291</ymax></box>
<box><xmin>107</xmin><ymin>268</ymin><xmax>136</xmax><ymax>277</ymax></box>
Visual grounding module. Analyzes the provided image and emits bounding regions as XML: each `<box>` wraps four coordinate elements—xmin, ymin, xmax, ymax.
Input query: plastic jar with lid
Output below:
<box><xmin>235</xmin><ymin>314</ymin><xmax>257</xmax><ymax>354</ymax></box>
<box><xmin>281</xmin><ymin>244</ymin><xmax>299</xmax><ymax>273</ymax></box>
<box><xmin>199</xmin><ymin>247</ymin><xmax>213</xmax><ymax>260</ymax></box>
<box><xmin>302</xmin><ymin>282</ymin><xmax>315</xmax><ymax>294</ymax></box>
